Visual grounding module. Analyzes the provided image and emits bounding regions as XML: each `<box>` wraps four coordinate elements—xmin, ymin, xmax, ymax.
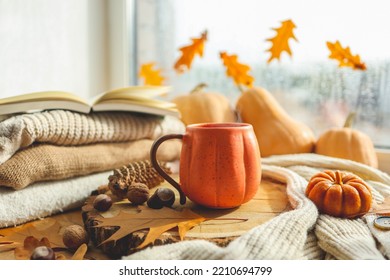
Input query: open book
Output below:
<box><xmin>0</xmin><ymin>86</ymin><xmax>180</xmax><ymax>118</ymax></box>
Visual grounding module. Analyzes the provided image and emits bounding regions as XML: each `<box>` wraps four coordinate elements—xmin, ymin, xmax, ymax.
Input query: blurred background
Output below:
<box><xmin>1</xmin><ymin>0</ymin><xmax>389</xmax><ymax>147</ymax></box>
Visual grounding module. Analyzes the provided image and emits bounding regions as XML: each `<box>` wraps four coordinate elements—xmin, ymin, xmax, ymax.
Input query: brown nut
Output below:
<box><xmin>147</xmin><ymin>188</ymin><xmax>175</xmax><ymax>209</ymax></box>
<box><xmin>62</xmin><ymin>224</ymin><xmax>89</xmax><ymax>249</ymax></box>
<box><xmin>30</xmin><ymin>246</ymin><xmax>56</xmax><ymax>260</ymax></box>
<box><xmin>127</xmin><ymin>183</ymin><xmax>150</xmax><ymax>205</ymax></box>
<box><xmin>93</xmin><ymin>194</ymin><xmax>113</xmax><ymax>212</ymax></box>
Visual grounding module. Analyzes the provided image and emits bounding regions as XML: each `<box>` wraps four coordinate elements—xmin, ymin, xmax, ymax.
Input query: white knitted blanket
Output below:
<box><xmin>124</xmin><ymin>154</ymin><xmax>390</xmax><ymax>260</ymax></box>
<box><xmin>0</xmin><ymin>171</ymin><xmax>111</xmax><ymax>228</ymax></box>
<box><xmin>0</xmin><ymin>110</ymin><xmax>185</xmax><ymax>164</ymax></box>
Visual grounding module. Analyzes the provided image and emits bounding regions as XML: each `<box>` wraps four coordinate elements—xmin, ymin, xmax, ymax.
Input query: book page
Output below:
<box><xmin>0</xmin><ymin>91</ymin><xmax>90</xmax><ymax>106</ymax></box>
<box><xmin>92</xmin><ymin>86</ymin><xmax>172</xmax><ymax>104</ymax></box>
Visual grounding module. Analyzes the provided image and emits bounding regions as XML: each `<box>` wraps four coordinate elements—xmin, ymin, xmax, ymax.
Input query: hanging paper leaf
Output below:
<box><xmin>266</xmin><ymin>19</ymin><xmax>298</xmax><ymax>63</ymax></box>
<box><xmin>327</xmin><ymin>41</ymin><xmax>367</xmax><ymax>70</ymax></box>
<box><xmin>220</xmin><ymin>52</ymin><xmax>254</xmax><ymax>88</ymax></box>
<box><xmin>174</xmin><ymin>30</ymin><xmax>208</xmax><ymax>73</ymax></box>
<box><xmin>139</xmin><ymin>63</ymin><xmax>165</xmax><ymax>85</ymax></box>
<box><xmin>94</xmin><ymin>206</ymin><xmax>206</xmax><ymax>249</ymax></box>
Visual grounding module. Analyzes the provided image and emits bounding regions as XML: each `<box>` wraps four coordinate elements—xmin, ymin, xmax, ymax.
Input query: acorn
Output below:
<box><xmin>62</xmin><ymin>225</ymin><xmax>89</xmax><ymax>250</ymax></box>
<box><xmin>127</xmin><ymin>183</ymin><xmax>150</xmax><ymax>205</ymax></box>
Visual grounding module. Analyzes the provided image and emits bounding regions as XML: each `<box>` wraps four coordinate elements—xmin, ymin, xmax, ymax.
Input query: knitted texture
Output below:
<box><xmin>124</xmin><ymin>153</ymin><xmax>390</xmax><ymax>260</ymax></box>
<box><xmin>315</xmin><ymin>215</ymin><xmax>384</xmax><ymax>259</ymax></box>
<box><xmin>365</xmin><ymin>214</ymin><xmax>390</xmax><ymax>258</ymax></box>
<box><xmin>125</xmin><ymin>165</ymin><xmax>319</xmax><ymax>260</ymax></box>
<box><xmin>0</xmin><ymin>110</ymin><xmax>185</xmax><ymax>164</ymax></box>
<box><xmin>0</xmin><ymin>139</ymin><xmax>181</xmax><ymax>189</ymax></box>
<box><xmin>0</xmin><ymin>171</ymin><xmax>112</xmax><ymax>228</ymax></box>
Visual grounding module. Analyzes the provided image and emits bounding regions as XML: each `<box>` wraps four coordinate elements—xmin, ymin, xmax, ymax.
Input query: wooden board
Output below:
<box><xmin>82</xmin><ymin>175</ymin><xmax>290</xmax><ymax>259</ymax></box>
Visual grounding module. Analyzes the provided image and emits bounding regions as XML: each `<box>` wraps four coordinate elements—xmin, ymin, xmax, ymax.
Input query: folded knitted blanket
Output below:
<box><xmin>0</xmin><ymin>139</ymin><xmax>181</xmax><ymax>189</ymax></box>
<box><xmin>0</xmin><ymin>110</ymin><xmax>185</xmax><ymax>164</ymax></box>
<box><xmin>123</xmin><ymin>154</ymin><xmax>390</xmax><ymax>260</ymax></box>
<box><xmin>0</xmin><ymin>171</ymin><xmax>112</xmax><ymax>228</ymax></box>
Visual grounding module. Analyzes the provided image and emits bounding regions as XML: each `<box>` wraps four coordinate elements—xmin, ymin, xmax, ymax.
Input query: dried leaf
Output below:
<box><xmin>0</xmin><ymin>213</ymin><xmax>97</xmax><ymax>260</ymax></box>
<box><xmin>94</xmin><ymin>206</ymin><xmax>206</xmax><ymax>248</ymax></box>
<box><xmin>71</xmin><ymin>243</ymin><xmax>88</xmax><ymax>260</ymax></box>
<box><xmin>174</xmin><ymin>30</ymin><xmax>208</xmax><ymax>73</ymax></box>
<box><xmin>13</xmin><ymin>236</ymin><xmax>51</xmax><ymax>260</ymax></box>
<box><xmin>220</xmin><ymin>52</ymin><xmax>254</xmax><ymax>88</ymax></box>
<box><xmin>266</xmin><ymin>19</ymin><xmax>298</xmax><ymax>63</ymax></box>
<box><xmin>139</xmin><ymin>63</ymin><xmax>165</xmax><ymax>86</ymax></box>
<box><xmin>327</xmin><ymin>40</ymin><xmax>367</xmax><ymax>70</ymax></box>
<box><xmin>0</xmin><ymin>219</ymin><xmax>64</xmax><ymax>249</ymax></box>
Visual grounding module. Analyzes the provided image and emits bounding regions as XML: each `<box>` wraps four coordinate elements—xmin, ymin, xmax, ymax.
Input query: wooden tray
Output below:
<box><xmin>82</xmin><ymin>175</ymin><xmax>290</xmax><ymax>259</ymax></box>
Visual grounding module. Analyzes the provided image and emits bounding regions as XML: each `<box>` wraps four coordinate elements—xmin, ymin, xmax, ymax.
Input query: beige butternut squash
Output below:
<box><xmin>236</xmin><ymin>87</ymin><xmax>315</xmax><ymax>157</ymax></box>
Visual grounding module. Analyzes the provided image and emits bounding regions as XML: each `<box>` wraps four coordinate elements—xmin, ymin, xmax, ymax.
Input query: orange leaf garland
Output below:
<box><xmin>139</xmin><ymin>63</ymin><xmax>165</xmax><ymax>86</ymax></box>
<box><xmin>266</xmin><ymin>19</ymin><xmax>298</xmax><ymax>63</ymax></box>
<box><xmin>327</xmin><ymin>41</ymin><xmax>367</xmax><ymax>70</ymax></box>
<box><xmin>220</xmin><ymin>52</ymin><xmax>254</xmax><ymax>88</ymax></box>
<box><xmin>174</xmin><ymin>30</ymin><xmax>208</xmax><ymax>73</ymax></box>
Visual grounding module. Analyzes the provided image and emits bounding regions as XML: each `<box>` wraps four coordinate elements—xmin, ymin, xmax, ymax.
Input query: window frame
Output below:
<box><xmin>125</xmin><ymin>0</ymin><xmax>390</xmax><ymax>173</ymax></box>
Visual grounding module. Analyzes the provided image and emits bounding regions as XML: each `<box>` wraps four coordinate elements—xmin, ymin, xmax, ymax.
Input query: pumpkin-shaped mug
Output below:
<box><xmin>150</xmin><ymin>123</ymin><xmax>262</xmax><ymax>208</ymax></box>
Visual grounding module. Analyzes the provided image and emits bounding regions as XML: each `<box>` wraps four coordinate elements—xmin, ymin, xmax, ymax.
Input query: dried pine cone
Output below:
<box><xmin>108</xmin><ymin>160</ymin><xmax>171</xmax><ymax>199</ymax></box>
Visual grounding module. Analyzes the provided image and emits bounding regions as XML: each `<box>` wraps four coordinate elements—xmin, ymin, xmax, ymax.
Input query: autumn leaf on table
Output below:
<box><xmin>266</xmin><ymin>19</ymin><xmax>298</xmax><ymax>63</ymax></box>
<box><xmin>327</xmin><ymin>40</ymin><xmax>367</xmax><ymax>70</ymax></box>
<box><xmin>0</xmin><ymin>218</ymin><xmax>64</xmax><ymax>252</ymax></box>
<box><xmin>0</xmin><ymin>216</ymin><xmax>91</xmax><ymax>260</ymax></box>
<box><xmin>13</xmin><ymin>236</ymin><xmax>88</xmax><ymax>260</ymax></box>
<box><xmin>13</xmin><ymin>236</ymin><xmax>67</xmax><ymax>260</ymax></box>
<box><xmin>94</xmin><ymin>206</ymin><xmax>206</xmax><ymax>249</ymax></box>
<box><xmin>220</xmin><ymin>52</ymin><xmax>254</xmax><ymax>88</ymax></box>
<box><xmin>174</xmin><ymin>30</ymin><xmax>208</xmax><ymax>73</ymax></box>
<box><xmin>139</xmin><ymin>62</ymin><xmax>165</xmax><ymax>86</ymax></box>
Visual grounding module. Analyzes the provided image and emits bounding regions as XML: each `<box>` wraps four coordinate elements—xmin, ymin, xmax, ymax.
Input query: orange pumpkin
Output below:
<box><xmin>305</xmin><ymin>170</ymin><xmax>372</xmax><ymax>218</ymax></box>
<box><xmin>315</xmin><ymin>112</ymin><xmax>378</xmax><ymax>168</ymax></box>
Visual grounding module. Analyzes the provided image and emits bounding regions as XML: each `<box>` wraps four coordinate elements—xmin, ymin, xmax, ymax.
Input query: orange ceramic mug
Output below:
<box><xmin>150</xmin><ymin>123</ymin><xmax>261</xmax><ymax>208</ymax></box>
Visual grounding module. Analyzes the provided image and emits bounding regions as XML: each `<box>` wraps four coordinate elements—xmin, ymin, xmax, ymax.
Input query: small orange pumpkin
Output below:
<box><xmin>315</xmin><ymin>112</ymin><xmax>378</xmax><ymax>168</ymax></box>
<box><xmin>305</xmin><ymin>170</ymin><xmax>372</xmax><ymax>218</ymax></box>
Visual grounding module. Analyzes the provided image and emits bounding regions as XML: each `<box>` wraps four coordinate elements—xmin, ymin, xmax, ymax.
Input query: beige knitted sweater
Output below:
<box><xmin>0</xmin><ymin>110</ymin><xmax>185</xmax><ymax>164</ymax></box>
<box><xmin>124</xmin><ymin>154</ymin><xmax>390</xmax><ymax>260</ymax></box>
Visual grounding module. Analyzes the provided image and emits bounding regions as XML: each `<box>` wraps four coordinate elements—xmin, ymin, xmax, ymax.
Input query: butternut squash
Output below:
<box><xmin>236</xmin><ymin>87</ymin><xmax>315</xmax><ymax>157</ymax></box>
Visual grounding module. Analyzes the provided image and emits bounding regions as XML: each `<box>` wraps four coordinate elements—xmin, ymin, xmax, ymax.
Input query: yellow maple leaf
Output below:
<box><xmin>266</xmin><ymin>19</ymin><xmax>298</xmax><ymax>63</ymax></box>
<box><xmin>139</xmin><ymin>63</ymin><xmax>165</xmax><ymax>86</ymax></box>
<box><xmin>174</xmin><ymin>30</ymin><xmax>208</xmax><ymax>73</ymax></box>
<box><xmin>220</xmin><ymin>52</ymin><xmax>254</xmax><ymax>88</ymax></box>
<box><xmin>327</xmin><ymin>41</ymin><xmax>367</xmax><ymax>70</ymax></box>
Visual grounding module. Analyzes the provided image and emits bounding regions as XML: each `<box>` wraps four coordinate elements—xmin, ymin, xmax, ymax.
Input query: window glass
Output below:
<box><xmin>134</xmin><ymin>0</ymin><xmax>390</xmax><ymax>147</ymax></box>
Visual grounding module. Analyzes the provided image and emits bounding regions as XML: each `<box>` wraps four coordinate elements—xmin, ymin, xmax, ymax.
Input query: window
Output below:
<box><xmin>132</xmin><ymin>0</ymin><xmax>390</xmax><ymax>149</ymax></box>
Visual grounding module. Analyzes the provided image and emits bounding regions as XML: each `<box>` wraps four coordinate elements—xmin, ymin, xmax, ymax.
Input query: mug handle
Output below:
<box><xmin>150</xmin><ymin>134</ymin><xmax>186</xmax><ymax>205</ymax></box>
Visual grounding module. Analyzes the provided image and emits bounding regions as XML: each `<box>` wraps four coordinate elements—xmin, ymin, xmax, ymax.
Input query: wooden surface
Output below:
<box><xmin>0</xmin><ymin>176</ymin><xmax>290</xmax><ymax>260</ymax></box>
